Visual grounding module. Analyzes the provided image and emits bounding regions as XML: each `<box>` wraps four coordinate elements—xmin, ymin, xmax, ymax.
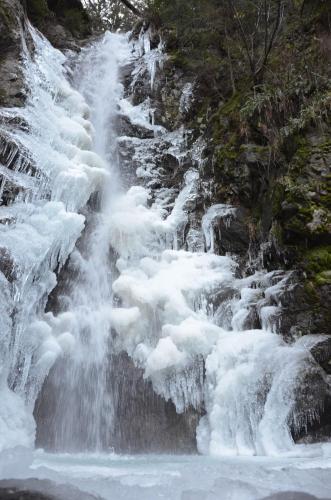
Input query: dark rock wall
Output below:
<box><xmin>25</xmin><ymin>0</ymin><xmax>91</xmax><ymax>49</ymax></box>
<box><xmin>35</xmin><ymin>351</ymin><xmax>199</xmax><ymax>453</ymax></box>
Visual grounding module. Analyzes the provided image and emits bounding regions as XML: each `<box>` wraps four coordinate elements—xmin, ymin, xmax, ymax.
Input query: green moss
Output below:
<box><xmin>277</xmin><ymin>127</ymin><xmax>331</xmax><ymax>241</ymax></box>
<box><xmin>217</xmin><ymin>146</ymin><xmax>238</xmax><ymax>162</ymax></box>
<box><xmin>320</xmin><ymin>176</ymin><xmax>331</xmax><ymax>209</ymax></box>
<box><xmin>214</xmin><ymin>131</ymin><xmax>241</xmax><ymax>164</ymax></box>
<box><xmin>219</xmin><ymin>92</ymin><xmax>243</xmax><ymax>117</ymax></box>
<box><xmin>287</xmin><ymin>135</ymin><xmax>331</xmax><ymax>174</ymax></box>
<box><xmin>168</xmin><ymin>49</ymin><xmax>190</xmax><ymax>70</ymax></box>
<box><xmin>211</xmin><ymin>91</ymin><xmax>247</xmax><ymax>145</ymax></box>
<box><xmin>238</xmin><ymin>143</ymin><xmax>270</xmax><ymax>156</ymax></box>
<box><xmin>285</xmin><ymin>215</ymin><xmax>307</xmax><ymax>235</ymax></box>
<box><xmin>304</xmin><ymin>246</ymin><xmax>331</xmax><ymax>275</ymax></box>
<box><xmin>292</xmin><ymin>144</ymin><xmax>312</xmax><ymax>171</ymax></box>
<box><xmin>315</xmin><ymin>270</ymin><xmax>331</xmax><ymax>286</ymax></box>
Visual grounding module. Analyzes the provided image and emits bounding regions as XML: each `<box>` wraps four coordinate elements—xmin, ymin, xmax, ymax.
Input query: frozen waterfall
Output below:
<box><xmin>0</xmin><ymin>25</ymin><xmax>327</xmax><ymax>458</ymax></box>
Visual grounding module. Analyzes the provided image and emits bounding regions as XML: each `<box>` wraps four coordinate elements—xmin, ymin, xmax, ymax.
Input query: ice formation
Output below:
<box><xmin>104</xmin><ymin>31</ymin><xmax>328</xmax><ymax>456</ymax></box>
<box><xmin>0</xmin><ymin>24</ymin><xmax>328</xmax><ymax>458</ymax></box>
<box><xmin>0</xmin><ymin>25</ymin><xmax>108</xmax><ymax>451</ymax></box>
<box><xmin>135</xmin><ymin>29</ymin><xmax>166</xmax><ymax>90</ymax></box>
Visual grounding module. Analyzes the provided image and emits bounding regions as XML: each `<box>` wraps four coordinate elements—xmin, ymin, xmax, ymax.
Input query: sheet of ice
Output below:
<box><xmin>134</xmin><ymin>29</ymin><xmax>166</xmax><ymax>90</ymax></box>
<box><xmin>0</xmin><ymin>387</ymin><xmax>35</xmax><ymax>452</ymax></box>
<box><xmin>3</xmin><ymin>449</ymin><xmax>331</xmax><ymax>500</ymax></box>
<box><xmin>10</xmin><ymin>27</ymin><xmax>108</xmax><ymax>211</ymax></box>
<box><xmin>179</xmin><ymin>83</ymin><xmax>194</xmax><ymax>114</ymax></box>
<box><xmin>0</xmin><ymin>26</ymin><xmax>111</xmax><ymax>452</ymax></box>
<box><xmin>202</xmin><ymin>204</ymin><xmax>237</xmax><ymax>253</ymax></box>
<box><xmin>118</xmin><ymin>98</ymin><xmax>165</xmax><ymax>134</ymax></box>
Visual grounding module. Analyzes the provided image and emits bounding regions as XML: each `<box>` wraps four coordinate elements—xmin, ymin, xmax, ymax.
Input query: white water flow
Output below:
<box><xmin>0</xmin><ymin>27</ymin><xmax>329</xmax><ymax>458</ymax></box>
<box><xmin>35</xmin><ymin>34</ymin><xmax>134</xmax><ymax>450</ymax></box>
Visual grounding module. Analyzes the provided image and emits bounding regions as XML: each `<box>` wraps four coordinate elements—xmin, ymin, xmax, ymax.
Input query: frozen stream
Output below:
<box><xmin>1</xmin><ymin>447</ymin><xmax>331</xmax><ymax>499</ymax></box>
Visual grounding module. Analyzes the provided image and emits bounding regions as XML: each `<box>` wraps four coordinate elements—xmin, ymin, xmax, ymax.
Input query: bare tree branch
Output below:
<box><xmin>257</xmin><ymin>0</ymin><xmax>284</xmax><ymax>77</ymax></box>
<box><xmin>227</xmin><ymin>0</ymin><xmax>284</xmax><ymax>85</ymax></box>
<box><xmin>118</xmin><ymin>0</ymin><xmax>142</xmax><ymax>17</ymax></box>
<box><xmin>227</xmin><ymin>0</ymin><xmax>256</xmax><ymax>76</ymax></box>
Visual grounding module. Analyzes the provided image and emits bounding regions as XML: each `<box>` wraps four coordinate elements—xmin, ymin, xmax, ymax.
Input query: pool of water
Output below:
<box><xmin>1</xmin><ymin>446</ymin><xmax>331</xmax><ymax>499</ymax></box>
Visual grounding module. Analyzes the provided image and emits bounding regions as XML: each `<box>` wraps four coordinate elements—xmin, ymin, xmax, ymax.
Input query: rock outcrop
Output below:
<box><xmin>0</xmin><ymin>0</ymin><xmax>32</xmax><ymax>107</ymax></box>
<box><xmin>0</xmin><ymin>479</ymin><xmax>102</xmax><ymax>500</ymax></box>
<box><xmin>25</xmin><ymin>0</ymin><xmax>91</xmax><ymax>50</ymax></box>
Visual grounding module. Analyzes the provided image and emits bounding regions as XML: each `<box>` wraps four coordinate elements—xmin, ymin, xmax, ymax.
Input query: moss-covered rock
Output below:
<box><xmin>277</xmin><ymin>134</ymin><xmax>331</xmax><ymax>246</ymax></box>
<box><xmin>303</xmin><ymin>245</ymin><xmax>331</xmax><ymax>277</ymax></box>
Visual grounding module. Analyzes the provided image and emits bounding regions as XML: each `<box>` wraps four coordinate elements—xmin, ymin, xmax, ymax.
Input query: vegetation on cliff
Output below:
<box><xmin>141</xmin><ymin>0</ymin><xmax>331</xmax><ymax>335</ymax></box>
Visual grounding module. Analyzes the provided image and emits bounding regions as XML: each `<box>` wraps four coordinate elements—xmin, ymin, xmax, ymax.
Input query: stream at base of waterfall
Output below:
<box><xmin>2</xmin><ymin>447</ymin><xmax>331</xmax><ymax>500</ymax></box>
<box><xmin>0</xmin><ymin>21</ymin><xmax>331</xmax><ymax>500</ymax></box>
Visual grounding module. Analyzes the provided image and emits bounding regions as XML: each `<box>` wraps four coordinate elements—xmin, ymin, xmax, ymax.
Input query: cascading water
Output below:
<box><xmin>0</xmin><ymin>24</ymin><xmax>108</xmax><ymax>451</ymax></box>
<box><xmin>32</xmin><ymin>33</ymin><xmax>133</xmax><ymax>452</ymax></box>
<box><xmin>0</xmin><ymin>23</ymin><xmax>328</xmax><ymax>460</ymax></box>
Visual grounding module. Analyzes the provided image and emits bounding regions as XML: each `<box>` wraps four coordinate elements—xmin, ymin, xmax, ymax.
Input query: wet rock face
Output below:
<box><xmin>0</xmin><ymin>247</ymin><xmax>17</xmax><ymax>283</ymax></box>
<box><xmin>279</xmin><ymin>133</ymin><xmax>331</xmax><ymax>248</ymax></box>
<box><xmin>277</xmin><ymin>272</ymin><xmax>331</xmax><ymax>338</ymax></box>
<box><xmin>211</xmin><ymin>207</ymin><xmax>251</xmax><ymax>257</ymax></box>
<box><xmin>0</xmin><ymin>490</ymin><xmax>52</xmax><ymax>500</ymax></box>
<box><xmin>35</xmin><ymin>351</ymin><xmax>199</xmax><ymax>453</ymax></box>
<box><xmin>0</xmin><ymin>0</ymin><xmax>32</xmax><ymax>107</ymax></box>
<box><xmin>108</xmin><ymin>352</ymin><xmax>199</xmax><ymax>453</ymax></box>
<box><xmin>25</xmin><ymin>0</ymin><xmax>90</xmax><ymax>50</ymax></box>
<box><xmin>311</xmin><ymin>338</ymin><xmax>331</xmax><ymax>375</ymax></box>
